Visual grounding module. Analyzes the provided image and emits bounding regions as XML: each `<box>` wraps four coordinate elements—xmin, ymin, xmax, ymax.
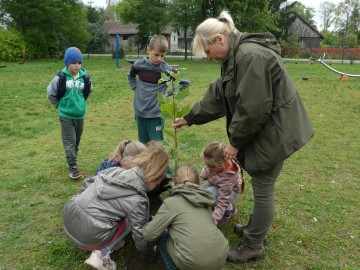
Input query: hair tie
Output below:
<box><xmin>218</xmin><ymin>17</ymin><xmax>226</xmax><ymax>22</ymax></box>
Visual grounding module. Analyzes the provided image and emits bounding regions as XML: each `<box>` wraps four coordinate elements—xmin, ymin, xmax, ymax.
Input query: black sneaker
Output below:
<box><xmin>69</xmin><ymin>165</ymin><xmax>83</xmax><ymax>179</ymax></box>
<box><xmin>219</xmin><ymin>206</ymin><xmax>238</xmax><ymax>224</ymax></box>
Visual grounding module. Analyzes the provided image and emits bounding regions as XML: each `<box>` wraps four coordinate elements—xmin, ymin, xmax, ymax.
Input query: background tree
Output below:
<box><xmin>319</xmin><ymin>1</ymin><xmax>336</xmax><ymax>31</ymax></box>
<box><xmin>117</xmin><ymin>0</ymin><xmax>170</xmax><ymax>50</ymax></box>
<box><xmin>0</xmin><ymin>0</ymin><xmax>91</xmax><ymax>58</ymax></box>
<box><xmin>86</xmin><ymin>6</ymin><xmax>109</xmax><ymax>54</ymax></box>
<box><xmin>333</xmin><ymin>0</ymin><xmax>359</xmax><ymax>47</ymax></box>
<box><xmin>219</xmin><ymin>0</ymin><xmax>278</xmax><ymax>32</ymax></box>
<box><xmin>168</xmin><ymin>0</ymin><xmax>202</xmax><ymax>59</ymax></box>
<box><xmin>269</xmin><ymin>0</ymin><xmax>297</xmax><ymax>40</ymax></box>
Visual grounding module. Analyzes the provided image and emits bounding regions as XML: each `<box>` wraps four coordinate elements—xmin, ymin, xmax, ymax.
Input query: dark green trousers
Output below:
<box><xmin>59</xmin><ymin>116</ymin><xmax>84</xmax><ymax>167</ymax></box>
<box><xmin>242</xmin><ymin>161</ymin><xmax>284</xmax><ymax>248</ymax></box>
<box><xmin>135</xmin><ymin>115</ymin><xmax>164</xmax><ymax>144</ymax></box>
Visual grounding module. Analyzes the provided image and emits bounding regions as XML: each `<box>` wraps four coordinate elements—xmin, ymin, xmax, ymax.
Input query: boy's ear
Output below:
<box><xmin>146</xmin><ymin>47</ymin><xmax>151</xmax><ymax>54</ymax></box>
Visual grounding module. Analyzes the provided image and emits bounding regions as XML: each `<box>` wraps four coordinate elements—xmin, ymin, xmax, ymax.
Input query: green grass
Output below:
<box><xmin>0</xmin><ymin>57</ymin><xmax>359</xmax><ymax>270</ymax></box>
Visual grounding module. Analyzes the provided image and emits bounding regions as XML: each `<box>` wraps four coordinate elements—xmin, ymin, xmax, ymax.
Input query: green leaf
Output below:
<box><xmin>163</xmin><ymin>129</ymin><xmax>175</xmax><ymax>139</ymax></box>
<box><xmin>176</xmin><ymin>104</ymin><xmax>191</xmax><ymax>118</ymax></box>
<box><xmin>161</xmin><ymin>104</ymin><xmax>174</xmax><ymax>118</ymax></box>
<box><xmin>158</xmin><ymin>92</ymin><xmax>166</xmax><ymax>103</ymax></box>
<box><xmin>175</xmin><ymin>88</ymin><xmax>190</xmax><ymax>101</ymax></box>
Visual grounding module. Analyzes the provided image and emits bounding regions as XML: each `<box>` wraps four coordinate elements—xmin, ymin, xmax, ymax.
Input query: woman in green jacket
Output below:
<box><xmin>143</xmin><ymin>164</ymin><xmax>229</xmax><ymax>270</ymax></box>
<box><xmin>172</xmin><ymin>11</ymin><xmax>314</xmax><ymax>263</ymax></box>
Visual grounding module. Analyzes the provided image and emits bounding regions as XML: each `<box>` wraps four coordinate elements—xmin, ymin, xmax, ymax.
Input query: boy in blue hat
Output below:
<box><xmin>47</xmin><ymin>47</ymin><xmax>93</xmax><ymax>179</ymax></box>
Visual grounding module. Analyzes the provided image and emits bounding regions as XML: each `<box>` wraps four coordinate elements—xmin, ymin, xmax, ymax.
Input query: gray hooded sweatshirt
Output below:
<box><xmin>62</xmin><ymin>166</ymin><xmax>152</xmax><ymax>255</ymax></box>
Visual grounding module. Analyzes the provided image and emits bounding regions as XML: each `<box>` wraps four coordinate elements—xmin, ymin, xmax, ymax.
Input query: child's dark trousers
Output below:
<box><xmin>60</xmin><ymin>116</ymin><xmax>84</xmax><ymax>166</ymax></box>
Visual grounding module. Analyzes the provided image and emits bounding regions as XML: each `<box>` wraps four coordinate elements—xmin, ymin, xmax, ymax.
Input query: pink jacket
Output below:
<box><xmin>200</xmin><ymin>159</ymin><xmax>244</xmax><ymax>223</ymax></box>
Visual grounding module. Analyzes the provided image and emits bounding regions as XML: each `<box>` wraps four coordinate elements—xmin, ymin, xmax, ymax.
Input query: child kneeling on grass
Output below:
<box><xmin>200</xmin><ymin>141</ymin><xmax>244</xmax><ymax>225</ymax></box>
<box><xmin>143</xmin><ymin>164</ymin><xmax>229</xmax><ymax>270</ymax></box>
<box><xmin>94</xmin><ymin>140</ymin><xmax>147</xmax><ymax>175</ymax></box>
<box><xmin>62</xmin><ymin>148</ymin><xmax>169</xmax><ymax>270</ymax></box>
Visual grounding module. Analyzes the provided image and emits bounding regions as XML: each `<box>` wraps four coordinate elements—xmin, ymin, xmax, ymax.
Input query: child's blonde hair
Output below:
<box><xmin>131</xmin><ymin>148</ymin><xmax>169</xmax><ymax>183</ymax></box>
<box><xmin>173</xmin><ymin>164</ymin><xmax>200</xmax><ymax>188</ymax></box>
<box><xmin>148</xmin><ymin>35</ymin><xmax>169</xmax><ymax>52</ymax></box>
<box><xmin>146</xmin><ymin>140</ymin><xmax>164</xmax><ymax>150</ymax></box>
<box><xmin>201</xmin><ymin>141</ymin><xmax>226</xmax><ymax>169</ymax></box>
<box><xmin>107</xmin><ymin>140</ymin><xmax>147</xmax><ymax>165</ymax></box>
<box><xmin>192</xmin><ymin>10</ymin><xmax>240</xmax><ymax>57</ymax></box>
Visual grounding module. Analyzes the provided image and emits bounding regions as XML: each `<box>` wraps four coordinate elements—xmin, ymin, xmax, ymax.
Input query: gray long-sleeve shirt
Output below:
<box><xmin>127</xmin><ymin>57</ymin><xmax>175</xmax><ymax>118</ymax></box>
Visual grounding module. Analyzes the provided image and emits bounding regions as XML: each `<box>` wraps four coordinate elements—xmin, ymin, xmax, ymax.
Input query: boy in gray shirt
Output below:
<box><xmin>127</xmin><ymin>35</ymin><xmax>177</xmax><ymax>144</ymax></box>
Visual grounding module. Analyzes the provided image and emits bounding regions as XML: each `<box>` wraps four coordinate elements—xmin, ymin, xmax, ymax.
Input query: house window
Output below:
<box><xmin>123</xmin><ymin>35</ymin><xmax>129</xmax><ymax>41</ymax></box>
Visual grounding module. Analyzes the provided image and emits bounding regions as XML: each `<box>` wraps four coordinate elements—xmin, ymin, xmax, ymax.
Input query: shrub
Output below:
<box><xmin>0</xmin><ymin>29</ymin><xmax>27</xmax><ymax>61</ymax></box>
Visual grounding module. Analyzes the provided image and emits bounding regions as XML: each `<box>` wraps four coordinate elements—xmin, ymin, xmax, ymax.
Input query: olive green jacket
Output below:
<box><xmin>143</xmin><ymin>186</ymin><xmax>229</xmax><ymax>270</ymax></box>
<box><xmin>184</xmin><ymin>32</ymin><xmax>314</xmax><ymax>172</ymax></box>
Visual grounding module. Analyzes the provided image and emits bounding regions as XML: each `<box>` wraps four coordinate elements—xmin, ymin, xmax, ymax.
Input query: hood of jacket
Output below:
<box><xmin>169</xmin><ymin>186</ymin><xmax>215</xmax><ymax>208</ymax></box>
<box><xmin>94</xmin><ymin>166</ymin><xmax>148</xmax><ymax>200</ymax></box>
<box><xmin>62</xmin><ymin>66</ymin><xmax>87</xmax><ymax>78</ymax></box>
<box><xmin>237</xmin><ymin>32</ymin><xmax>281</xmax><ymax>56</ymax></box>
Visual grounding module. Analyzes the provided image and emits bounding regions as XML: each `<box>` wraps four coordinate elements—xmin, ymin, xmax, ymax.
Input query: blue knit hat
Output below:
<box><xmin>64</xmin><ymin>47</ymin><xmax>83</xmax><ymax>67</ymax></box>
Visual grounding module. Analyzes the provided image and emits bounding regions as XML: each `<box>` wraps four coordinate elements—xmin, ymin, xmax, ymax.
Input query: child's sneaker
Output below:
<box><xmin>219</xmin><ymin>205</ymin><xmax>238</xmax><ymax>224</ymax></box>
<box><xmin>84</xmin><ymin>250</ymin><xmax>116</xmax><ymax>270</ymax></box>
<box><xmin>69</xmin><ymin>165</ymin><xmax>83</xmax><ymax>179</ymax></box>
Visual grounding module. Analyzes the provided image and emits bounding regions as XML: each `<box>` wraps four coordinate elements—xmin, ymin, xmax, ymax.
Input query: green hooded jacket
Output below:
<box><xmin>184</xmin><ymin>32</ymin><xmax>314</xmax><ymax>172</ymax></box>
<box><xmin>47</xmin><ymin>67</ymin><xmax>92</xmax><ymax>119</ymax></box>
<box><xmin>143</xmin><ymin>186</ymin><xmax>229</xmax><ymax>270</ymax></box>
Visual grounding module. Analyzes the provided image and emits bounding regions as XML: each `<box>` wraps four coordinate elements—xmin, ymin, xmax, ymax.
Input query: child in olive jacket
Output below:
<box><xmin>143</xmin><ymin>164</ymin><xmax>229</xmax><ymax>270</ymax></box>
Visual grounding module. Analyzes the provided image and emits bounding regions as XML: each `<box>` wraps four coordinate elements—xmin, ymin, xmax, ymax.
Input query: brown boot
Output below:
<box><xmin>233</xmin><ymin>223</ymin><xmax>268</xmax><ymax>246</ymax></box>
<box><xmin>227</xmin><ymin>245</ymin><xmax>265</xmax><ymax>263</ymax></box>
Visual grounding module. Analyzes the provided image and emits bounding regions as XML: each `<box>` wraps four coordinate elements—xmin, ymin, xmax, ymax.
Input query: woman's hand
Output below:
<box><xmin>224</xmin><ymin>144</ymin><xmax>238</xmax><ymax>160</ymax></box>
<box><xmin>172</xmin><ymin>118</ymin><xmax>188</xmax><ymax>130</ymax></box>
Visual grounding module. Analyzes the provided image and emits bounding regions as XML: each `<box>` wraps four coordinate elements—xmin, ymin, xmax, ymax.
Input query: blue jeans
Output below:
<box><xmin>203</xmin><ymin>183</ymin><xmax>238</xmax><ymax>211</ymax></box>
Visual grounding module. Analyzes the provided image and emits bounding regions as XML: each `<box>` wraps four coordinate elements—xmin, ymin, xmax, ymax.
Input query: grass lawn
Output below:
<box><xmin>0</xmin><ymin>57</ymin><xmax>359</xmax><ymax>270</ymax></box>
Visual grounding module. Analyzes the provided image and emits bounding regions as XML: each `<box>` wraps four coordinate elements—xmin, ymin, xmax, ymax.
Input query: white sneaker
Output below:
<box><xmin>84</xmin><ymin>250</ymin><xmax>117</xmax><ymax>270</ymax></box>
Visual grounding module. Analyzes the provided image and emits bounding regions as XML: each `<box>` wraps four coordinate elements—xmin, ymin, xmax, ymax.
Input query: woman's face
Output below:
<box><xmin>202</xmin><ymin>34</ymin><xmax>229</xmax><ymax>62</ymax></box>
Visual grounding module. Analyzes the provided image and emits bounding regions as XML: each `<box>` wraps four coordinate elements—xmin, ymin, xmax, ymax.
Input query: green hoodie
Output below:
<box><xmin>57</xmin><ymin>67</ymin><xmax>88</xmax><ymax>119</ymax></box>
<box><xmin>143</xmin><ymin>186</ymin><xmax>229</xmax><ymax>270</ymax></box>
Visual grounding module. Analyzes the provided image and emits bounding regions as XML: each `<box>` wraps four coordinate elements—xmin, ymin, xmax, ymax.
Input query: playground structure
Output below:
<box><xmin>314</xmin><ymin>53</ymin><xmax>360</xmax><ymax>81</ymax></box>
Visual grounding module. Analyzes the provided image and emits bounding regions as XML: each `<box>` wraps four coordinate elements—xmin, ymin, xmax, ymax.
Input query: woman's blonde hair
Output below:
<box><xmin>192</xmin><ymin>10</ymin><xmax>240</xmax><ymax>56</ymax></box>
<box><xmin>107</xmin><ymin>140</ymin><xmax>147</xmax><ymax>165</ymax></box>
<box><xmin>201</xmin><ymin>141</ymin><xmax>226</xmax><ymax>169</ymax></box>
<box><xmin>173</xmin><ymin>164</ymin><xmax>200</xmax><ymax>188</ymax></box>
<box><xmin>131</xmin><ymin>148</ymin><xmax>169</xmax><ymax>183</ymax></box>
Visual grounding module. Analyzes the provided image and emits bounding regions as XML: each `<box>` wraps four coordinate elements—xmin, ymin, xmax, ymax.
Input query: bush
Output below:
<box><xmin>0</xmin><ymin>29</ymin><xmax>27</xmax><ymax>61</ymax></box>
<box><xmin>112</xmin><ymin>46</ymin><xmax>125</xmax><ymax>59</ymax></box>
